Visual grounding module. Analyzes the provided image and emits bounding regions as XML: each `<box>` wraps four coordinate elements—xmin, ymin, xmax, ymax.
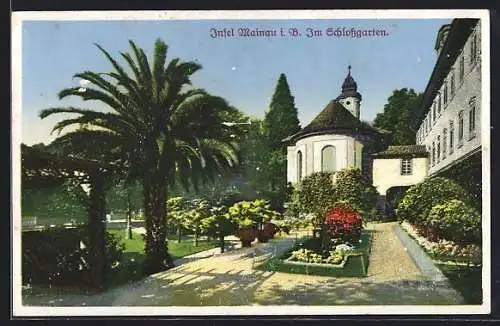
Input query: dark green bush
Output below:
<box><xmin>292</xmin><ymin>171</ymin><xmax>337</xmax><ymax>232</ymax></box>
<box><xmin>22</xmin><ymin>226</ymin><xmax>124</xmax><ymax>288</ymax></box>
<box><xmin>334</xmin><ymin>168</ymin><xmax>378</xmax><ymax>219</ymax></box>
<box><xmin>397</xmin><ymin>177</ymin><xmax>471</xmax><ymax>224</ymax></box>
<box><xmin>427</xmin><ymin>199</ymin><xmax>481</xmax><ymax>245</ymax></box>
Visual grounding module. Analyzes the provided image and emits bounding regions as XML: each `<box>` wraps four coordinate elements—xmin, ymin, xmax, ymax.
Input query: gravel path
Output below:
<box><xmin>366</xmin><ymin>222</ymin><xmax>426</xmax><ymax>282</ymax></box>
<box><xmin>22</xmin><ymin>223</ymin><xmax>463</xmax><ymax>307</ymax></box>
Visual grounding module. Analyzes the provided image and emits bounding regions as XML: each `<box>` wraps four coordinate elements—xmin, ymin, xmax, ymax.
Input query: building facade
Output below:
<box><xmin>284</xmin><ymin>18</ymin><xmax>482</xmax><ymax>214</ymax></box>
<box><xmin>414</xmin><ymin>19</ymin><xmax>481</xmax><ymax>176</ymax></box>
<box><xmin>285</xmin><ymin>67</ymin><xmax>388</xmax><ymax>185</ymax></box>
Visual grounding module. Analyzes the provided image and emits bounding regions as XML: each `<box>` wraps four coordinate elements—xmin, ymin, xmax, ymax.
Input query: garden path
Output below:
<box><xmin>22</xmin><ymin>223</ymin><xmax>463</xmax><ymax>307</ymax></box>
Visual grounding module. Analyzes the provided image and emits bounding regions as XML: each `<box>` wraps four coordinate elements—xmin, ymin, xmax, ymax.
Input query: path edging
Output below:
<box><xmin>392</xmin><ymin>223</ymin><xmax>448</xmax><ymax>282</ymax></box>
<box><xmin>392</xmin><ymin>223</ymin><xmax>465</xmax><ymax>304</ymax></box>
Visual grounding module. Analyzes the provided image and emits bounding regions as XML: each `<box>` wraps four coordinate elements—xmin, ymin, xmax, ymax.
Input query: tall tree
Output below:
<box><xmin>260</xmin><ymin>74</ymin><xmax>301</xmax><ymax>208</ymax></box>
<box><xmin>264</xmin><ymin>73</ymin><xmax>301</xmax><ymax>150</ymax></box>
<box><xmin>373</xmin><ymin>88</ymin><xmax>423</xmax><ymax>145</ymax></box>
<box><xmin>40</xmin><ymin>38</ymin><xmax>242</xmax><ymax>275</ymax></box>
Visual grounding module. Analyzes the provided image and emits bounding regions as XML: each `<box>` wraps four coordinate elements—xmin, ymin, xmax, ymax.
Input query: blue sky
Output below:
<box><xmin>21</xmin><ymin>18</ymin><xmax>450</xmax><ymax>145</ymax></box>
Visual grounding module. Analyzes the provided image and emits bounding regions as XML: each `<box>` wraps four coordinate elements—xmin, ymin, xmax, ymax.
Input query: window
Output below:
<box><xmin>437</xmin><ymin>135</ymin><xmax>441</xmax><ymax>163</ymax></box>
<box><xmin>321</xmin><ymin>145</ymin><xmax>336</xmax><ymax>172</ymax></box>
<box><xmin>432</xmin><ymin>142</ymin><xmax>436</xmax><ymax>166</ymax></box>
<box><xmin>458</xmin><ymin>111</ymin><xmax>464</xmax><ymax>145</ymax></box>
<box><xmin>424</xmin><ymin>117</ymin><xmax>428</xmax><ymax>135</ymax></box>
<box><xmin>450</xmin><ymin>72</ymin><xmax>455</xmax><ymax>98</ymax></box>
<box><xmin>470</xmin><ymin>33</ymin><xmax>478</xmax><ymax>64</ymax></box>
<box><xmin>401</xmin><ymin>158</ymin><xmax>413</xmax><ymax>175</ymax></box>
<box><xmin>297</xmin><ymin>150</ymin><xmax>303</xmax><ymax>181</ymax></box>
<box><xmin>437</xmin><ymin>94</ymin><xmax>442</xmax><ymax>116</ymax></box>
<box><xmin>469</xmin><ymin>97</ymin><xmax>477</xmax><ymax>139</ymax></box>
<box><xmin>459</xmin><ymin>55</ymin><xmax>465</xmax><ymax>82</ymax></box>
<box><xmin>449</xmin><ymin>121</ymin><xmax>455</xmax><ymax>154</ymax></box>
<box><xmin>432</xmin><ymin>102</ymin><xmax>436</xmax><ymax>124</ymax></box>
<box><xmin>442</xmin><ymin>128</ymin><xmax>447</xmax><ymax>159</ymax></box>
<box><xmin>443</xmin><ymin>84</ymin><xmax>448</xmax><ymax>107</ymax></box>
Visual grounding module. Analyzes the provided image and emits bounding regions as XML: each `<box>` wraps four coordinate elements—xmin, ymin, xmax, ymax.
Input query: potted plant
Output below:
<box><xmin>228</xmin><ymin>199</ymin><xmax>281</xmax><ymax>246</ymax></box>
<box><xmin>237</xmin><ymin>227</ymin><xmax>256</xmax><ymax>247</ymax></box>
<box><xmin>258</xmin><ymin>222</ymin><xmax>278</xmax><ymax>242</ymax></box>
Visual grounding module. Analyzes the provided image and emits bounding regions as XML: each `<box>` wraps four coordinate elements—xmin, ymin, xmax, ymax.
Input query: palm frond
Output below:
<box><xmin>129</xmin><ymin>40</ymin><xmax>152</xmax><ymax>90</ymax></box>
<box><xmin>67</xmin><ymin>71</ymin><xmax>142</xmax><ymax>124</ymax></box>
<box><xmin>152</xmin><ymin>38</ymin><xmax>168</xmax><ymax>100</ymax></box>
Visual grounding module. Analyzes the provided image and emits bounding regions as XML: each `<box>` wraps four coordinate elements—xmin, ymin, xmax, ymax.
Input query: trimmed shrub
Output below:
<box><xmin>323</xmin><ymin>202</ymin><xmax>363</xmax><ymax>248</ymax></box>
<box><xmin>427</xmin><ymin>199</ymin><xmax>481</xmax><ymax>245</ymax></box>
<box><xmin>22</xmin><ymin>226</ymin><xmax>124</xmax><ymax>288</ymax></box>
<box><xmin>397</xmin><ymin>177</ymin><xmax>470</xmax><ymax>225</ymax></box>
<box><xmin>334</xmin><ymin>168</ymin><xmax>378</xmax><ymax>219</ymax></box>
<box><xmin>292</xmin><ymin>171</ymin><xmax>337</xmax><ymax>234</ymax></box>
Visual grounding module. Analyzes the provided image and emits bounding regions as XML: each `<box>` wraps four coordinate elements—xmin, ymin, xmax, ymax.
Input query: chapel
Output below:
<box><xmin>284</xmin><ymin>66</ymin><xmax>390</xmax><ymax>185</ymax></box>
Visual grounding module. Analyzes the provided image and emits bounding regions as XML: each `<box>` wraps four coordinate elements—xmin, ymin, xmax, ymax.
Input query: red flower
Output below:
<box><xmin>324</xmin><ymin>203</ymin><xmax>362</xmax><ymax>244</ymax></box>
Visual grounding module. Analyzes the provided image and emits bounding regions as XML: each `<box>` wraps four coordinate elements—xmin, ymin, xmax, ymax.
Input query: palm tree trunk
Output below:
<box><xmin>177</xmin><ymin>224</ymin><xmax>182</xmax><ymax>243</ymax></box>
<box><xmin>143</xmin><ymin>177</ymin><xmax>174</xmax><ymax>275</ymax></box>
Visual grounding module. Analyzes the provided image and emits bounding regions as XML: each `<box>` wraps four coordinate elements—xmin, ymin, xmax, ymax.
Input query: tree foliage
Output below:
<box><xmin>22</xmin><ymin>183</ymin><xmax>88</xmax><ymax>225</ymax></box>
<box><xmin>291</xmin><ymin>172</ymin><xmax>336</xmax><ymax>232</ymax></box>
<box><xmin>334</xmin><ymin>168</ymin><xmax>378</xmax><ymax>218</ymax></box>
<box><xmin>397</xmin><ymin>177</ymin><xmax>471</xmax><ymax>224</ymax></box>
<box><xmin>427</xmin><ymin>199</ymin><xmax>481</xmax><ymax>245</ymax></box>
<box><xmin>249</xmin><ymin>74</ymin><xmax>301</xmax><ymax>210</ymax></box>
<box><xmin>39</xmin><ymin>38</ymin><xmax>244</xmax><ymax>274</ymax></box>
<box><xmin>373</xmin><ymin>88</ymin><xmax>423</xmax><ymax>145</ymax></box>
<box><xmin>227</xmin><ymin>199</ymin><xmax>280</xmax><ymax>229</ymax></box>
<box><xmin>264</xmin><ymin>73</ymin><xmax>301</xmax><ymax>150</ymax></box>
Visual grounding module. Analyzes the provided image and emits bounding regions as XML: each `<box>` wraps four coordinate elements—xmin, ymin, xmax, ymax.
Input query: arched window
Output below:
<box><xmin>297</xmin><ymin>150</ymin><xmax>303</xmax><ymax>181</ymax></box>
<box><xmin>321</xmin><ymin>145</ymin><xmax>336</xmax><ymax>172</ymax></box>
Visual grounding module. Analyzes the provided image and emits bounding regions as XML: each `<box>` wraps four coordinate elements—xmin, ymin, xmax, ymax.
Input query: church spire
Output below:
<box><xmin>337</xmin><ymin>65</ymin><xmax>362</xmax><ymax>119</ymax></box>
<box><xmin>341</xmin><ymin>65</ymin><xmax>358</xmax><ymax>93</ymax></box>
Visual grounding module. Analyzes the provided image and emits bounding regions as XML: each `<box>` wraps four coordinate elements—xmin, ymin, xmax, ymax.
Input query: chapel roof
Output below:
<box><xmin>283</xmin><ymin>99</ymin><xmax>380</xmax><ymax>142</ymax></box>
<box><xmin>371</xmin><ymin>145</ymin><xmax>429</xmax><ymax>159</ymax></box>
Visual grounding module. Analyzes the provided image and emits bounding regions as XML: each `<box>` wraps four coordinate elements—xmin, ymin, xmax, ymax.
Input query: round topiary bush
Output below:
<box><xmin>427</xmin><ymin>199</ymin><xmax>481</xmax><ymax>245</ymax></box>
<box><xmin>397</xmin><ymin>177</ymin><xmax>471</xmax><ymax>225</ymax></box>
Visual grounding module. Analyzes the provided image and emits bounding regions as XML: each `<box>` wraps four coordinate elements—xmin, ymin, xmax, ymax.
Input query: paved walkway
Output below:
<box><xmin>22</xmin><ymin>223</ymin><xmax>463</xmax><ymax>306</ymax></box>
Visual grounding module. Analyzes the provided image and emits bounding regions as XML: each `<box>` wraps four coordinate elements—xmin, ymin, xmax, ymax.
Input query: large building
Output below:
<box><xmin>284</xmin><ymin>66</ymin><xmax>389</xmax><ymax>185</ymax></box>
<box><xmin>285</xmin><ymin>18</ymin><xmax>482</xmax><ymax>213</ymax></box>
<box><xmin>414</xmin><ymin>18</ymin><xmax>481</xmax><ymax>178</ymax></box>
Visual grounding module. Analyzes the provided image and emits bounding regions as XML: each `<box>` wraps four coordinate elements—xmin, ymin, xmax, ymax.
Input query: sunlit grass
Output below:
<box><xmin>106</xmin><ymin>230</ymin><xmax>217</xmax><ymax>289</ymax></box>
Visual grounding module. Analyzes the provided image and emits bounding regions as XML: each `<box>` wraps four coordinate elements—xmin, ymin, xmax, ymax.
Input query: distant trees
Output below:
<box><xmin>373</xmin><ymin>88</ymin><xmax>423</xmax><ymax>145</ymax></box>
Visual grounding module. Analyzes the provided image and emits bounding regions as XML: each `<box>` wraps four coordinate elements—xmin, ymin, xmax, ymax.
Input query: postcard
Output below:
<box><xmin>11</xmin><ymin>9</ymin><xmax>490</xmax><ymax>317</ymax></box>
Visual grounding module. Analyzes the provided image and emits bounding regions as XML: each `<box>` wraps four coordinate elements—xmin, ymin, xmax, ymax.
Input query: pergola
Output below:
<box><xmin>21</xmin><ymin>144</ymin><xmax>119</xmax><ymax>291</ymax></box>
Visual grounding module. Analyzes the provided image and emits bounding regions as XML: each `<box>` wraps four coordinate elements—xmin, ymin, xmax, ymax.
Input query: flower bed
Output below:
<box><xmin>255</xmin><ymin>231</ymin><xmax>371</xmax><ymax>277</ymax></box>
<box><xmin>400</xmin><ymin>221</ymin><xmax>481</xmax><ymax>265</ymax></box>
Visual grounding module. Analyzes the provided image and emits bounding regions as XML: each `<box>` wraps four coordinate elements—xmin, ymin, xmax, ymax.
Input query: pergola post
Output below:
<box><xmin>87</xmin><ymin>171</ymin><xmax>107</xmax><ymax>292</ymax></box>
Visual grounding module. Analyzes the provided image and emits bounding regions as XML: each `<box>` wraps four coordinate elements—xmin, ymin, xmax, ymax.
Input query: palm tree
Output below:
<box><xmin>40</xmin><ymin>38</ymin><xmax>244</xmax><ymax>274</ymax></box>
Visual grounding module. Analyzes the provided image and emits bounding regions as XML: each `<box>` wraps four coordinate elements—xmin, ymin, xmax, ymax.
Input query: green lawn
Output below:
<box><xmin>436</xmin><ymin>263</ymin><xmax>483</xmax><ymax>304</ymax></box>
<box><xmin>106</xmin><ymin>230</ymin><xmax>217</xmax><ymax>289</ymax></box>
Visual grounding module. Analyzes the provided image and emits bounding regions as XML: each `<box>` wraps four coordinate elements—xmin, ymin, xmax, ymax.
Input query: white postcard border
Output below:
<box><xmin>11</xmin><ymin>9</ymin><xmax>491</xmax><ymax>317</ymax></box>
